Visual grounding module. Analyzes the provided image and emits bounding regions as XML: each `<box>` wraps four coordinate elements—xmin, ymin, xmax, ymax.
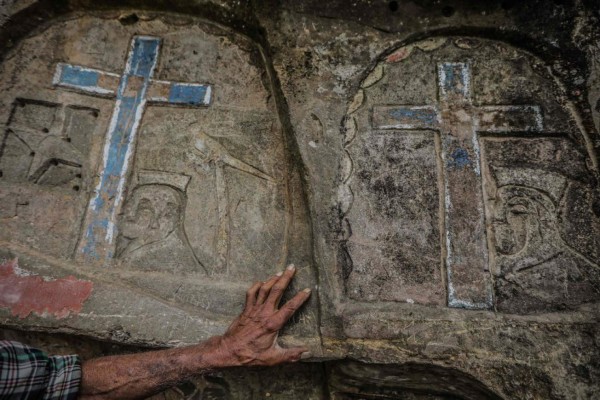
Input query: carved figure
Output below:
<box><xmin>491</xmin><ymin>168</ymin><xmax>600</xmax><ymax>312</ymax></box>
<box><xmin>117</xmin><ymin>182</ymin><xmax>205</xmax><ymax>274</ymax></box>
<box><xmin>0</xmin><ymin>100</ymin><xmax>87</xmax><ymax>187</ymax></box>
<box><xmin>193</xmin><ymin>130</ymin><xmax>274</xmax><ymax>274</ymax></box>
<box><xmin>343</xmin><ymin>49</ymin><xmax>552</xmax><ymax>309</ymax></box>
<box><xmin>55</xmin><ymin>35</ymin><xmax>213</xmax><ymax>262</ymax></box>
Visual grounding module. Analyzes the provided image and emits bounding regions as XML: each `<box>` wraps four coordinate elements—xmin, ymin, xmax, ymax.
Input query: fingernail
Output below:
<box><xmin>287</xmin><ymin>264</ymin><xmax>295</xmax><ymax>271</ymax></box>
<box><xmin>300</xmin><ymin>352</ymin><xmax>312</xmax><ymax>359</ymax></box>
<box><xmin>276</xmin><ymin>271</ymin><xmax>283</xmax><ymax>277</ymax></box>
<box><xmin>303</xmin><ymin>288</ymin><xmax>311</xmax><ymax>293</ymax></box>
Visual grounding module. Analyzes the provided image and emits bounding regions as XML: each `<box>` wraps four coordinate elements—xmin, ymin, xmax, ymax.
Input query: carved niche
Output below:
<box><xmin>0</xmin><ymin>14</ymin><xmax>317</xmax><ymax>337</ymax></box>
<box><xmin>338</xmin><ymin>37</ymin><xmax>600</xmax><ymax>313</ymax></box>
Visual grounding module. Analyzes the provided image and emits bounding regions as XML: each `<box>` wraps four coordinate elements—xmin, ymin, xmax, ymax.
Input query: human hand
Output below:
<box><xmin>218</xmin><ymin>265</ymin><xmax>312</xmax><ymax>366</ymax></box>
<box><xmin>77</xmin><ymin>266</ymin><xmax>311</xmax><ymax>399</ymax></box>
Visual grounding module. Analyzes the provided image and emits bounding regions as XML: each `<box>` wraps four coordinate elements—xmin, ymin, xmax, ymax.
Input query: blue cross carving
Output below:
<box><xmin>52</xmin><ymin>35</ymin><xmax>212</xmax><ymax>261</ymax></box>
<box><xmin>373</xmin><ymin>62</ymin><xmax>546</xmax><ymax>309</ymax></box>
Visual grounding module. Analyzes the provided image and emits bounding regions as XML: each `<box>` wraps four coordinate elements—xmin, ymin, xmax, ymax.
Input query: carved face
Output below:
<box><xmin>120</xmin><ymin>185</ymin><xmax>181</xmax><ymax>244</ymax></box>
<box><xmin>492</xmin><ymin>191</ymin><xmax>530</xmax><ymax>256</ymax></box>
<box><xmin>491</xmin><ymin>186</ymin><xmax>556</xmax><ymax>256</ymax></box>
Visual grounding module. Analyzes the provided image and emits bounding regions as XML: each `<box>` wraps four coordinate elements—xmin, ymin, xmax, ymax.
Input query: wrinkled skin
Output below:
<box><xmin>220</xmin><ymin>265</ymin><xmax>312</xmax><ymax>365</ymax></box>
<box><xmin>80</xmin><ymin>265</ymin><xmax>311</xmax><ymax>399</ymax></box>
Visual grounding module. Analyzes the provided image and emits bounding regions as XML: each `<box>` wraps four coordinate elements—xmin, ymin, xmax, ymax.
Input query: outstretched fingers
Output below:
<box><xmin>266</xmin><ymin>264</ymin><xmax>296</xmax><ymax>308</ymax></box>
<box><xmin>256</xmin><ymin>273</ymin><xmax>282</xmax><ymax>305</ymax></box>
<box><xmin>226</xmin><ymin>268</ymin><xmax>314</xmax><ymax>368</ymax></box>
<box><xmin>270</xmin><ymin>288</ymin><xmax>311</xmax><ymax>330</ymax></box>
<box><xmin>244</xmin><ymin>281</ymin><xmax>262</xmax><ymax>313</ymax></box>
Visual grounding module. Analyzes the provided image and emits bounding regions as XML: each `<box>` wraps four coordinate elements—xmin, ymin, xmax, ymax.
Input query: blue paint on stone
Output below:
<box><xmin>53</xmin><ymin>35</ymin><xmax>213</xmax><ymax>261</ymax></box>
<box><xmin>169</xmin><ymin>84</ymin><xmax>208</xmax><ymax>105</ymax></box>
<box><xmin>389</xmin><ymin>107</ymin><xmax>437</xmax><ymax>126</ymax></box>
<box><xmin>81</xmin><ymin>230</ymin><xmax>98</xmax><ymax>259</ymax></box>
<box><xmin>448</xmin><ymin>147</ymin><xmax>472</xmax><ymax>169</ymax></box>
<box><xmin>81</xmin><ymin>37</ymin><xmax>160</xmax><ymax>257</ymax></box>
<box><xmin>60</xmin><ymin>65</ymin><xmax>99</xmax><ymax>88</ymax></box>
<box><xmin>90</xmin><ymin>96</ymin><xmax>137</xmax><ymax>216</ymax></box>
<box><xmin>129</xmin><ymin>37</ymin><xmax>160</xmax><ymax>77</ymax></box>
<box><xmin>442</xmin><ymin>63</ymin><xmax>466</xmax><ymax>95</ymax></box>
<box><xmin>81</xmin><ymin>218</ymin><xmax>110</xmax><ymax>260</ymax></box>
<box><xmin>443</xmin><ymin>64</ymin><xmax>456</xmax><ymax>92</ymax></box>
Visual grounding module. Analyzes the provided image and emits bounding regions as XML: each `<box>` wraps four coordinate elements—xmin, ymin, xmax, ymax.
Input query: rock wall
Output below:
<box><xmin>0</xmin><ymin>1</ymin><xmax>599</xmax><ymax>398</ymax></box>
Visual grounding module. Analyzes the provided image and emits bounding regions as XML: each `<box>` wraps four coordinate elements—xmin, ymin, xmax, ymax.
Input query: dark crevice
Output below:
<box><xmin>441</xmin><ymin>5</ymin><xmax>455</xmax><ymax>17</ymax></box>
<box><xmin>1</xmin><ymin>327</ymin><xmax>506</xmax><ymax>399</ymax></box>
<box><xmin>248</xmin><ymin>0</ymin><xmax>327</xmax><ymax>346</ymax></box>
<box><xmin>118</xmin><ymin>12</ymin><xmax>139</xmax><ymax>25</ymax></box>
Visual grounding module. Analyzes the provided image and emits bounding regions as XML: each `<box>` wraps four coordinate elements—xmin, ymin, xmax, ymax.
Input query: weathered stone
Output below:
<box><xmin>0</xmin><ymin>12</ymin><xmax>319</xmax><ymax>351</ymax></box>
<box><xmin>484</xmin><ymin>138</ymin><xmax>600</xmax><ymax>313</ymax></box>
<box><xmin>1</xmin><ymin>1</ymin><xmax>600</xmax><ymax>399</ymax></box>
<box><xmin>328</xmin><ymin>361</ymin><xmax>502</xmax><ymax>399</ymax></box>
<box><xmin>338</xmin><ymin>37</ymin><xmax>599</xmax><ymax>312</ymax></box>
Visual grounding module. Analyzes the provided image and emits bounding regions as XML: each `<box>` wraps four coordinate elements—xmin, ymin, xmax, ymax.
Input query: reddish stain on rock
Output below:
<box><xmin>0</xmin><ymin>259</ymin><xmax>93</xmax><ymax>319</ymax></box>
<box><xmin>386</xmin><ymin>46</ymin><xmax>413</xmax><ymax>63</ymax></box>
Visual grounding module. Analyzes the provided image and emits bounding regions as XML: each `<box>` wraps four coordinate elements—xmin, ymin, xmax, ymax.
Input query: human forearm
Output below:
<box><xmin>79</xmin><ymin>336</ymin><xmax>235</xmax><ymax>400</ymax></box>
<box><xmin>78</xmin><ymin>266</ymin><xmax>310</xmax><ymax>399</ymax></box>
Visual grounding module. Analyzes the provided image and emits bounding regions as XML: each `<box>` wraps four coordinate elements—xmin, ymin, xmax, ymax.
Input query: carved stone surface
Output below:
<box><xmin>483</xmin><ymin>138</ymin><xmax>600</xmax><ymax>313</ymax></box>
<box><xmin>0</xmin><ymin>98</ymin><xmax>97</xmax><ymax>258</ymax></box>
<box><xmin>339</xmin><ymin>37</ymin><xmax>600</xmax><ymax>311</ymax></box>
<box><xmin>0</xmin><ymin>13</ymin><xmax>318</xmax><ymax>349</ymax></box>
<box><xmin>328</xmin><ymin>361</ymin><xmax>503</xmax><ymax>400</ymax></box>
<box><xmin>2</xmin><ymin>2</ymin><xmax>600</xmax><ymax>399</ymax></box>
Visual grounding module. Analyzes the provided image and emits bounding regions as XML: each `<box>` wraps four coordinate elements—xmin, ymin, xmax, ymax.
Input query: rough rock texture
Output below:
<box><xmin>1</xmin><ymin>1</ymin><xmax>599</xmax><ymax>399</ymax></box>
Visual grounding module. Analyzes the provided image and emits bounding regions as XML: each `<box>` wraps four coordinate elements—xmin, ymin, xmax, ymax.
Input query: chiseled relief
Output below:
<box><xmin>484</xmin><ymin>140</ymin><xmax>600</xmax><ymax>313</ymax></box>
<box><xmin>0</xmin><ymin>16</ymin><xmax>316</xmax><ymax>329</ymax></box>
<box><xmin>339</xmin><ymin>37</ymin><xmax>600</xmax><ymax>312</ymax></box>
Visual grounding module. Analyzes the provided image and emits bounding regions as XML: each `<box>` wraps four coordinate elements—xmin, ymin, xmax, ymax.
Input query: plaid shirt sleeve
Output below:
<box><xmin>0</xmin><ymin>340</ymin><xmax>81</xmax><ymax>400</ymax></box>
